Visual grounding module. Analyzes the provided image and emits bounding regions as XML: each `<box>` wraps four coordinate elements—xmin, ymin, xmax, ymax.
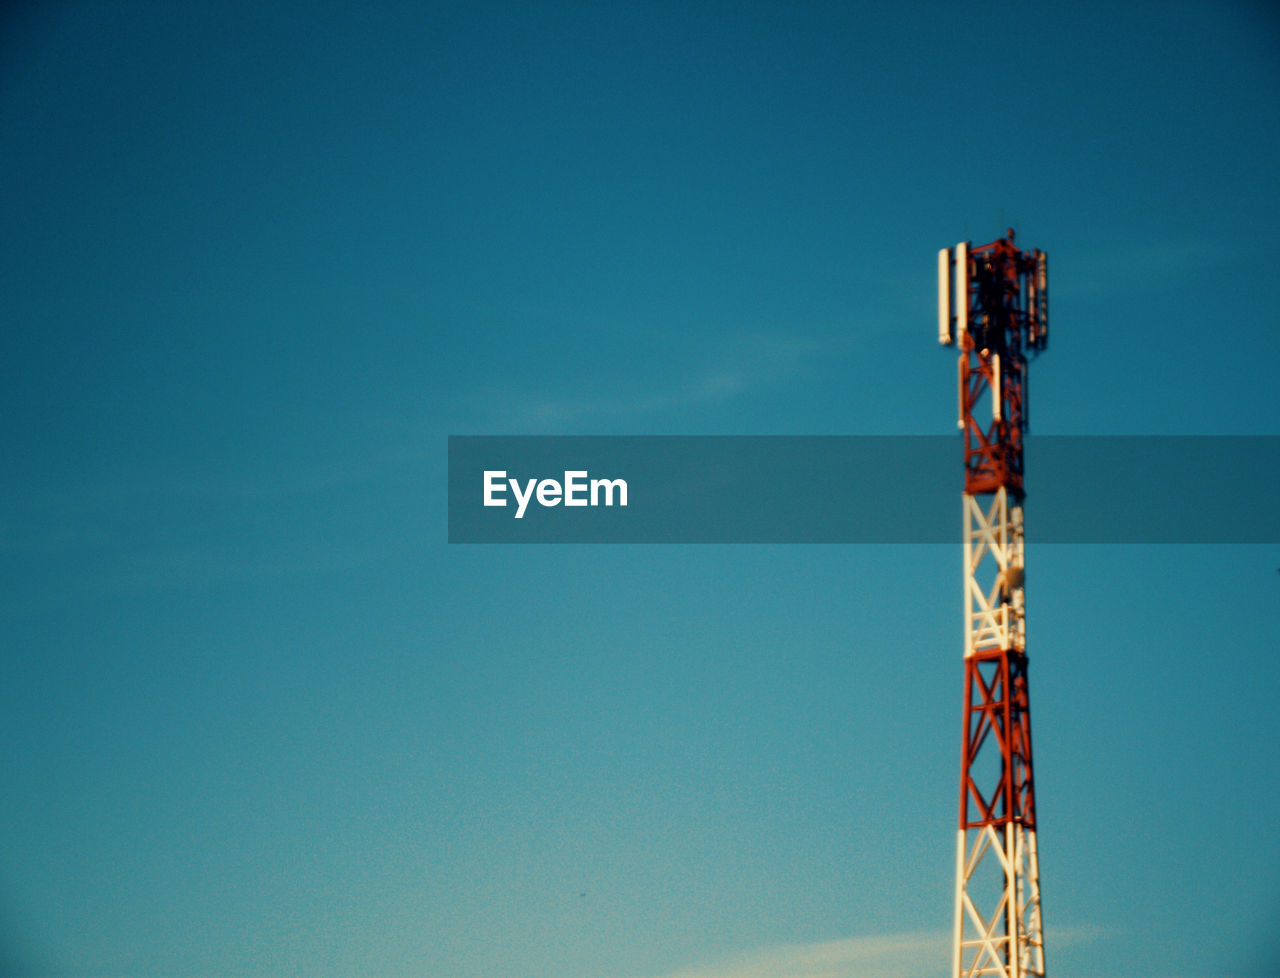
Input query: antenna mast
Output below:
<box><xmin>938</xmin><ymin>229</ymin><xmax>1049</xmax><ymax>977</ymax></box>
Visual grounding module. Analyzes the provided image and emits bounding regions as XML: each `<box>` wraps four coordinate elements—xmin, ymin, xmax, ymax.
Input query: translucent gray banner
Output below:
<box><xmin>448</xmin><ymin>436</ymin><xmax>1280</xmax><ymax>543</ymax></box>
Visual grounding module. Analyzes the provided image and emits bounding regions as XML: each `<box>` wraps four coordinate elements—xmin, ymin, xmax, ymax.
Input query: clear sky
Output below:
<box><xmin>2</xmin><ymin>2</ymin><xmax>1279</xmax><ymax>976</ymax></box>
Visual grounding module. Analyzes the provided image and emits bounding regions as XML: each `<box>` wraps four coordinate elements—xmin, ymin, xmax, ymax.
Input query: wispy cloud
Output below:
<box><xmin>1056</xmin><ymin>237</ymin><xmax>1222</xmax><ymax>300</ymax></box>
<box><xmin>643</xmin><ymin>925</ymin><xmax>1106</xmax><ymax>978</ymax></box>
<box><xmin>486</xmin><ymin>330</ymin><xmax>824</xmax><ymax>431</ymax></box>
<box><xmin>517</xmin><ymin>369</ymin><xmax>744</xmax><ymax>427</ymax></box>
<box><xmin>646</xmin><ymin>931</ymin><xmax>950</xmax><ymax>978</ymax></box>
<box><xmin>0</xmin><ymin>423</ymin><xmax>434</xmax><ymax>610</ymax></box>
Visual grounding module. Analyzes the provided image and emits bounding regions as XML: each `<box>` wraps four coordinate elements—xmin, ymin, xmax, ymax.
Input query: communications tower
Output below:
<box><xmin>938</xmin><ymin>230</ymin><xmax>1048</xmax><ymax>977</ymax></box>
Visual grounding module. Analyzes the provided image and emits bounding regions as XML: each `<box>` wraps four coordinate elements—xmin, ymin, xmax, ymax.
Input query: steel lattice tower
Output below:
<box><xmin>938</xmin><ymin>230</ymin><xmax>1049</xmax><ymax>978</ymax></box>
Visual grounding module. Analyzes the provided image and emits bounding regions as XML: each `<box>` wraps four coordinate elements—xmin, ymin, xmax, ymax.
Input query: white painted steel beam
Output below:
<box><xmin>955</xmin><ymin>486</ymin><xmax>1042</xmax><ymax>977</ymax></box>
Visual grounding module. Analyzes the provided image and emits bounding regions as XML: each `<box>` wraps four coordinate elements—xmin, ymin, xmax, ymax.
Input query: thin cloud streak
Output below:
<box><xmin>1055</xmin><ymin>237</ymin><xmax>1221</xmax><ymax>300</ymax></box>
<box><xmin>647</xmin><ymin>931</ymin><xmax>950</xmax><ymax>978</ymax></box>
<box><xmin>645</xmin><ymin>925</ymin><xmax>1106</xmax><ymax>978</ymax></box>
<box><xmin>489</xmin><ymin>331</ymin><xmax>824</xmax><ymax>432</ymax></box>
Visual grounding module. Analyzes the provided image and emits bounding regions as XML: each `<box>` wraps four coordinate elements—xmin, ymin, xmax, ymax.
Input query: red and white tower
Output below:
<box><xmin>938</xmin><ymin>230</ymin><xmax>1048</xmax><ymax>977</ymax></box>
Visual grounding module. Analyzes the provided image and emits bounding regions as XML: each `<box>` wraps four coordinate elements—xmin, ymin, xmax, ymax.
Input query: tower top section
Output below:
<box><xmin>938</xmin><ymin>231</ymin><xmax>1049</xmax><ymax>497</ymax></box>
<box><xmin>938</xmin><ymin>229</ymin><xmax>1048</xmax><ymax>356</ymax></box>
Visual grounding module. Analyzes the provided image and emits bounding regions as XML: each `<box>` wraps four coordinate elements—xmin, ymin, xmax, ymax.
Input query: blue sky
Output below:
<box><xmin>2</xmin><ymin>2</ymin><xmax>1278</xmax><ymax>976</ymax></box>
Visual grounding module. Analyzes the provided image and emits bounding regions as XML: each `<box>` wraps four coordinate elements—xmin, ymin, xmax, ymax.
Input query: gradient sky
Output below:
<box><xmin>3</xmin><ymin>2</ymin><xmax>1279</xmax><ymax>976</ymax></box>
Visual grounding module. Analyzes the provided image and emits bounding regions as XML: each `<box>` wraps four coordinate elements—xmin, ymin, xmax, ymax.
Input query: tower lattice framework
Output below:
<box><xmin>938</xmin><ymin>230</ymin><xmax>1048</xmax><ymax>978</ymax></box>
